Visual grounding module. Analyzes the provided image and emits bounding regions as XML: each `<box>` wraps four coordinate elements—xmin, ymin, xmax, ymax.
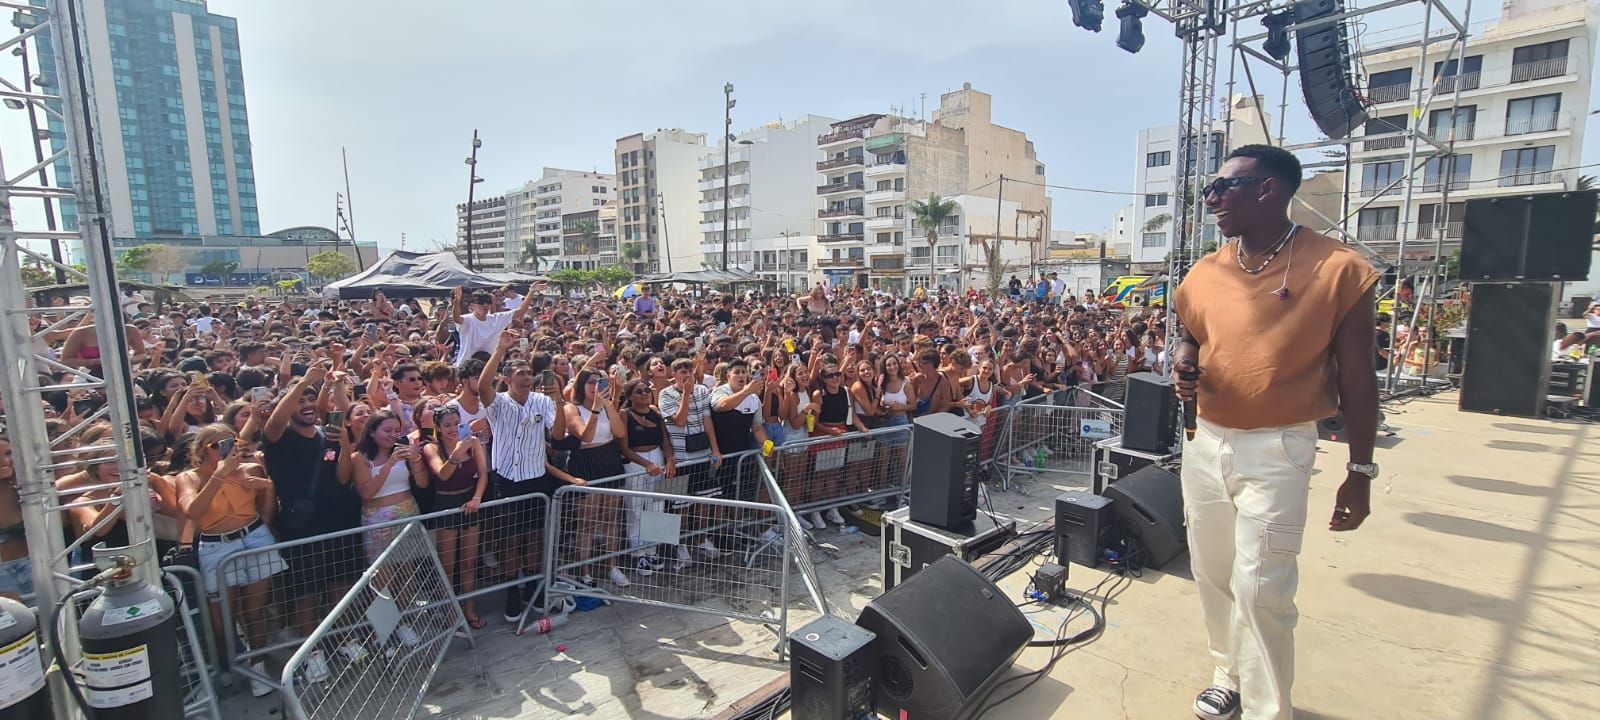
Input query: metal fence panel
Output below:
<box><xmin>280</xmin><ymin>522</ymin><xmax>475</xmax><ymax>720</ymax></box>
<box><xmin>163</xmin><ymin>565</ymin><xmax>222</xmax><ymax>720</ymax></box>
<box><xmin>993</xmin><ymin>404</ymin><xmax>1125</xmax><ymax>488</ymax></box>
<box><xmin>766</xmin><ymin>426</ymin><xmax>910</xmax><ymax>515</ymax></box>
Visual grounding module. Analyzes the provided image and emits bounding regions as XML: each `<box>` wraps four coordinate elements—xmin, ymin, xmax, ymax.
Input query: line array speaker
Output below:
<box><xmin>1295</xmin><ymin>0</ymin><xmax>1368</xmax><ymax>139</ymax></box>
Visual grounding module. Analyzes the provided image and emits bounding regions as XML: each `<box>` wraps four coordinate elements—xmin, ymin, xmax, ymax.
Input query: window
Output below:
<box><xmin>1035</xmin><ymin>164</ymin><xmax>1045</xmax><ymax>176</ymax></box>
<box><xmin>1427</xmin><ymin>106</ymin><xmax>1476</xmax><ymax>141</ymax></box>
<box><xmin>1505</xmin><ymin>94</ymin><xmax>1560</xmax><ymax>135</ymax></box>
<box><xmin>1511</xmin><ymin>40</ymin><xmax>1569</xmax><ymax>82</ymax></box>
<box><xmin>893</xmin><ymin>232</ymin><xmax>903</xmax><ymax>245</ymax></box>
<box><xmin>1142</xmin><ymin>232</ymin><xmax>1166</xmax><ymax>248</ymax></box>
<box><xmin>1357</xmin><ymin>207</ymin><xmax>1399</xmax><ymax>243</ymax></box>
<box><xmin>1363</xmin><ymin>114</ymin><xmax>1408</xmax><ymax>150</ymax></box>
<box><xmin>876</xmin><ymin>180</ymin><xmax>893</xmax><ymax>191</ymax></box>
<box><xmin>876</xmin><ymin>232</ymin><xmax>892</xmax><ymax>244</ymax></box>
<box><xmin>876</xmin><ymin>207</ymin><xmax>893</xmax><ymax>218</ymax></box>
<box><xmin>1418</xmin><ymin>202</ymin><xmax>1465</xmax><ymax>238</ymax></box>
<box><xmin>1362</xmin><ymin>160</ymin><xmax>1404</xmax><ymax>196</ymax></box>
<box><xmin>1422</xmin><ymin>154</ymin><xmax>1471</xmax><ymax>192</ymax></box>
<box><xmin>1432</xmin><ymin>55</ymin><xmax>1482</xmax><ymax>91</ymax></box>
<box><xmin>1146</xmin><ymin>151</ymin><xmax>1171</xmax><ymax>167</ymax></box>
<box><xmin>1499</xmin><ymin>146</ymin><xmax>1555</xmax><ymax>186</ymax></box>
<box><xmin>910</xmin><ymin>246</ymin><xmax>931</xmax><ymax>259</ymax></box>
<box><xmin>935</xmin><ymin>246</ymin><xmax>958</xmax><ymax>264</ymax></box>
<box><xmin>1144</xmin><ymin>193</ymin><xmax>1168</xmax><ymax>207</ymax></box>
<box><xmin>1367</xmin><ymin>68</ymin><xmax>1411</xmax><ymax>103</ymax></box>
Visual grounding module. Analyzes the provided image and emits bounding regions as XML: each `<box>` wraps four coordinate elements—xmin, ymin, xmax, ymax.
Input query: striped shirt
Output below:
<box><xmin>484</xmin><ymin>390</ymin><xmax>557</xmax><ymax>481</ymax></box>
<box><xmin>657</xmin><ymin>384</ymin><xmax>711</xmax><ymax>455</ymax></box>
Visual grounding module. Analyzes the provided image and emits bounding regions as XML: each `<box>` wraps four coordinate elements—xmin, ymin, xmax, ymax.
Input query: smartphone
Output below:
<box><xmin>519</xmin><ymin>337</ymin><xmax>529</xmax><ymax>352</ymax></box>
<box><xmin>218</xmin><ymin>437</ymin><xmax>237</xmax><ymax>457</ymax></box>
<box><xmin>365</xmin><ymin>323</ymin><xmax>379</xmax><ymax>340</ymax></box>
<box><xmin>457</xmin><ymin>423</ymin><xmax>471</xmax><ymax>441</ymax></box>
<box><xmin>418</xmin><ymin>427</ymin><xmax>436</xmax><ymax>442</ymax></box>
<box><xmin>597</xmin><ymin>376</ymin><xmax>610</xmax><ymax>393</ymax></box>
<box><xmin>192</xmin><ymin>372</ymin><xmax>209</xmax><ymax>389</ymax></box>
<box><xmin>251</xmin><ymin>387</ymin><xmax>270</xmax><ymax>403</ymax></box>
<box><xmin>394</xmin><ymin>436</ymin><xmax>410</xmax><ymax>447</ymax></box>
<box><xmin>328</xmin><ymin>409</ymin><xmax>344</xmax><ymax>429</ymax></box>
<box><xmin>767</xmin><ymin>367</ymin><xmax>779</xmax><ymax>384</ymax></box>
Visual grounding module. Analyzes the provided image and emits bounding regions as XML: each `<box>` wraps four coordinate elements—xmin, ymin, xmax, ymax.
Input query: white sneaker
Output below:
<box><xmin>302</xmin><ymin>650</ymin><xmax>331</xmax><ymax>683</ymax></box>
<box><xmin>797</xmin><ymin>514</ymin><xmax>815</xmax><ymax>530</ymax></box>
<box><xmin>337</xmin><ymin>641</ymin><xmax>368</xmax><ymax>664</ymax></box>
<box><xmin>249</xmin><ymin>662</ymin><xmax>273</xmax><ymax>697</ymax></box>
<box><xmin>482</xmin><ymin>552</ymin><xmax>500</xmax><ymax>569</ymax></box>
<box><xmin>608</xmin><ymin>567</ymin><xmax>631</xmax><ymax>587</ymax></box>
<box><xmin>698</xmin><ymin>538</ymin><xmax>723</xmax><ymax>559</ymax></box>
<box><xmin>674</xmin><ymin>545</ymin><xmax>692</xmax><ymax>571</ymax></box>
<box><xmin>825</xmin><ymin>508</ymin><xmax>846</xmax><ymax>525</ymax></box>
<box><xmin>759</xmin><ymin>527</ymin><xmax>781</xmax><ymax>543</ymax></box>
<box><xmin>394</xmin><ymin>623</ymin><xmax>421</xmax><ymax>648</ymax></box>
<box><xmin>808</xmin><ymin>512</ymin><xmax>827</xmax><ymax>529</ymax></box>
<box><xmin>635</xmin><ymin>556</ymin><xmax>656</xmax><ymax>577</ymax></box>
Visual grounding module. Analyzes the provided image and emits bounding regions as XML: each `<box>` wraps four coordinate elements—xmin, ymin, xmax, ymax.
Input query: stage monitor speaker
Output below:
<box><xmin>1102</xmin><ymin>465</ymin><xmax>1188</xmax><ymax>570</ymax></box>
<box><xmin>856</xmin><ymin>556</ymin><xmax>1031</xmax><ymax>720</ymax></box>
<box><xmin>1056</xmin><ymin>491</ymin><xmax>1113</xmax><ymax>568</ymax></box>
<box><xmin>1461</xmin><ymin>192</ymin><xmax>1596</xmax><ymax>281</ymax></box>
<box><xmin>909</xmin><ymin>413</ymin><xmax>982</xmax><ymax>530</ymax></box>
<box><xmin>789</xmin><ymin>615</ymin><xmax>877</xmax><ymax>720</ymax></box>
<box><xmin>1294</xmin><ymin>0</ymin><xmax>1367</xmax><ymax>139</ymax></box>
<box><xmin>1123</xmin><ymin>372</ymin><xmax>1177</xmax><ymax>454</ymax></box>
<box><xmin>1460</xmin><ymin>282</ymin><xmax>1557</xmax><ymax>418</ymax></box>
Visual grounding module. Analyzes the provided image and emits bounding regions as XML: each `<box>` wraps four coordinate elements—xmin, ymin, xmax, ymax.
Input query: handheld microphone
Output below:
<box><xmin>1177</xmin><ymin>365</ymin><xmax>1199</xmax><ymax>441</ymax></box>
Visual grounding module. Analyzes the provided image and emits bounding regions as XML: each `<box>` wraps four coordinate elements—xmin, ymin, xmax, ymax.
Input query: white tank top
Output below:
<box><xmin>577</xmin><ymin>405</ymin><xmax>615</xmax><ymax>446</ymax></box>
<box><xmin>882</xmin><ymin>379</ymin><xmax>909</xmax><ymax>408</ymax></box>
<box><xmin>451</xmin><ymin>398</ymin><xmax>489</xmax><ymax>441</ymax></box>
<box><xmin>966</xmin><ymin>378</ymin><xmax>996</xmax><ymax>405</ymax></box>
<box><xmin>370</xmin><ymin>460</ymin><xmax>412</xmax><ymax>501</ymax></box>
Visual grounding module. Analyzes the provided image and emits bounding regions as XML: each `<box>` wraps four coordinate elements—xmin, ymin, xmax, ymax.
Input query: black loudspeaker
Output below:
<box><xmin>1460</xmin><ymin>282</ymin><xmax>1557</xmax><ymax>418</ymax></box>
<box><xmin>856</xmin><ymin>556</ymin><xmax>1031</xmax><ymax>720</ymax></box>
<box><xmin>909</xmin><ymin>414</ymin><xmax>982</xmax><ymax>530</ymax></box>
<box><xmin>1460</xmin><ymin>192</ymin><xmax>1596</xmax><ymax>281</ymax></box>
<box><xmin>1123</xmin><ymin>372</ymin><xmax>1177</xmax><ymax>454</ymax></box>
<box><xmin>1056</xmin><ymin>491</ymin><xmax>1113</xmax><ymax>568</ymax></box>
<box><xmin>1102</xmin><ymin>465</ymin><xmax>1188</xmax><ymax>570</ymax></box>
<box><xmin>789</xmin><ymin>615</ymin><xmax>877</xmax><ymax>720</ymax></box>
<box><xmin>1295</xmin><ymin>0</ymin><xmax>1367</xmax><ymax>139</ymax></box>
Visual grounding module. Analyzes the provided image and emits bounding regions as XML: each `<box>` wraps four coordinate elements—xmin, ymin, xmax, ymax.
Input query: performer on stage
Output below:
<box><xmin>1172</xmin><ymin>145</ymin><xmax>1379</xmax><ymax>720</ymax></box>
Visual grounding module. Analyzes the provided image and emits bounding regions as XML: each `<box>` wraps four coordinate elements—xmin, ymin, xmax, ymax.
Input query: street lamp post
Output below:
<box><xmin>722</xmin><ymin>82</ymin><xmax>733</xmax><ymax>271</ymax></box>
<box><xmin>464</xmin><ymin>130</ymin><xmax>483</xmax><ymax>270</ymax></box>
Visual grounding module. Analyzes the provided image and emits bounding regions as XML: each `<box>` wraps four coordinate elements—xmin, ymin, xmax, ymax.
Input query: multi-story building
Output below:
<box><xmin>1348</xmin><ymin>0</ymin><xmax>1594</xmax><ymax>261</ymax></box>
<box><xmin>815</xmin><ymin>84</ymin><xmax>1050</xmax><ymax>293</ymax></box>
<box><xmin>456</xmin><ymin>167</ymin><xmax>612</xmax><ymax>272</ymax></box>
<box><xmin>559</xmin><ymin>203</ymin><xmax>619</xmax><ymax>270</ymax></box>
<box><xmin>616</xmin><ymin>129</ymin><xmax>711</xmax><ymax>274</ymax></box>
<box><xmin>453</xmin><ymin>195</ymin><xmax>507</xmax><ymax>271</ymax></box>
<box><xmin>698</xmin><ymin>115</ymin><xmax>836</xmax><ymax>290</ymax></box>
<box><xmin>39</xmin><ymin>0</ymin><xmax>260</xmax><ymax>237</ymax></box>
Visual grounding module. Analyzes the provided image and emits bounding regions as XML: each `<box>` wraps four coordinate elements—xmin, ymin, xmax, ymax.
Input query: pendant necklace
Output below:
<box><xmin>1235</xmin><ymin>223</ymin><xmax>1299</xmax><ymax>275</ymax></box>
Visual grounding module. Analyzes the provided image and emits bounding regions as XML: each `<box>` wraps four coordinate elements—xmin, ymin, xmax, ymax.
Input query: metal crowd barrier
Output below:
<box><xmin>992</xmin><ymin>395</ymin><xmax>1125</xmax><ymax>490</ymax></box>
<box><xmin>164</xmin><ymin>565</ymin><xmax>223</xmax><ymax>720</ymax></box>
<box><xmin>765</xmin><ymin>425</ymin><xmax>911</xmax><ymax>520</ymax></box>
<box><xmin>216</xmin><ymin>490</ymin><xmax>549</xmax><ymax>681</ymax></box>
<box><xmin>279</xmin><ymin>522</ymin><xmax>479</xmax><ymax>720</ymax></box>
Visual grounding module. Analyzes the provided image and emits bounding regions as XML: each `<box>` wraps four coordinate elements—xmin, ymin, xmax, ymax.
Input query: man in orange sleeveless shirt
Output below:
<box><xmin>1172</xmin><ymin>145</ymin><xmax>1379</xmax><ymax>720</ymax></box>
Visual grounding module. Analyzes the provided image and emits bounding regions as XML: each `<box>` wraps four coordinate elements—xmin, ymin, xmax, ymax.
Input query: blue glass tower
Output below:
<box><xmin>37</xmin><ymin>0</ymin><xmax>259</xmax><ymax>237</ymax></box>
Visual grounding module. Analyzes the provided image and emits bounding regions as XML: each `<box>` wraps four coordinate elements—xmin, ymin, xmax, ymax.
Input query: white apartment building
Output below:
<box><xmin>1109</xmin><ymin>205</ymin><xmax>1134</xmax><ymax>259</ymax></box>
<box><xmin>699</xmin><ymin>115</ymin><xmax>836</xmax><ymax>289</ymax></box>
<box><xmin>1348</xmin><ymin>0</ymin><xmax>1595</xmax><ymax>261</ymax></box>
<box><xmin>616</xmin><ymin>129</ymin><xmax>712</xmax><ymax>274</ymax></box>
<box><xmin>558</xmin><ymin>203</ymin><xmax>619</xmax><ymax>270</ymax></box>
<box><xmin>454</xmin><ymin>195</ymin><xmax>508</xmax><ymax>271</ymax></box>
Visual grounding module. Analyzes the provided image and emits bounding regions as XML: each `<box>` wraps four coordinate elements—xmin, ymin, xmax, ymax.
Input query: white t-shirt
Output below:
<box><xmin>189</xmin><ymin>316</ymin><xmax>217</xmax><ymax>335</ymax></box>
<box><xmin>454</xmin><ymin>311</ymin><xmax>516</xmax><ymax>365</ymax></box>
<box><xmin>502</xmin><ymin>294</ymin><xmax>524</xmax><ymax>311</ymax></box>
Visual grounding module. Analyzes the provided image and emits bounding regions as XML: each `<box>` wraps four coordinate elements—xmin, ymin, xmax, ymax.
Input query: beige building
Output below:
<box><xmin>616</xmin><ymin>129</ymin><xmax>711</xmax><ymax>274</ymax></box>
<box><xmin>453</xmin><ymin>195</ymin><xmax>508</xmax><ymax>271</ymax></box>
<box><xmin>559</xmin><ymin>203</ymin><xmax>619</xmax><ymax>270</ymax></box>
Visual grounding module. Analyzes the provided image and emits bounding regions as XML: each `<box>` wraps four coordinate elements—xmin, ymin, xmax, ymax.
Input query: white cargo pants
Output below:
<box><xmin>1182</xmin><ymin>416</ymin><xmax>1318</xmax><ymax>720</ymax></box>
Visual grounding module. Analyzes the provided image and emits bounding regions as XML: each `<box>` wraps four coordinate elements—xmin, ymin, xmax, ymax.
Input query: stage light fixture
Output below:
<box><xmin>1262</xmin><ymin>10</ymin><xmax>1295</xmax><ymax>61</ymax></box>
<box><xmin>1115</xmin><ymin>2</ymin><xmax>1147</xmax><ymax>54</ymax></box>
<box><xmin>1068</xmin><ymin>0</ymin><xmax>1105</xmax><ymax>32</ymax></box>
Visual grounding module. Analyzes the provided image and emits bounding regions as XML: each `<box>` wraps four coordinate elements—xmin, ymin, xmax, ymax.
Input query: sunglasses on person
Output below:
<box><xmin>823</xmin><ymin>372</ymin><xmax>842</xmax><ymax>380</ymax></box>
<box><xmin>630</xmin><ymin>387</ymin><xmax>652</xmax><ymax>396</ymax></box>
<box><xmin>1201</xmin><ymin>176</ymin><xmax>1265</xmax><ymax>198</ymax></box>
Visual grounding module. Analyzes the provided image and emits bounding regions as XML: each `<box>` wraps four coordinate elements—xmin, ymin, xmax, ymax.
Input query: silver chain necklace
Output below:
<box><xmin>1235</xmin><ymin>223</ymin><xmax>1299</xmax><ymax>275</ymax></box>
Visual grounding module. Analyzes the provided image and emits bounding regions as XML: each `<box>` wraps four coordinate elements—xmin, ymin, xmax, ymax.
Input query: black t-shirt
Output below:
<box><xmin>712</xmin><ymin>308</ymin><xmax>733</xmax><ymax>325</ymax></box>
<box><xmin>1375</xmin><ymin>328</ymin><xmax>1391</xmax><ymax>371</ymax></box>
<box><xmin>262</xmin><ymin>425</ymin><xmax>361</xmax><ymax>538</ymax></box>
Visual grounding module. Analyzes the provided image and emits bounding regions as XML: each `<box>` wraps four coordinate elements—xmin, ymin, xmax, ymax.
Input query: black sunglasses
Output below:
<box><xmin>823</xmin><ymin>372</ymin><xmax>842</xmax><ymax>379</ymax></box>
<box><xmin>1201</xmin><ymin>176</ymin><xmax>1265</xmax><ymax>198</ymax></box>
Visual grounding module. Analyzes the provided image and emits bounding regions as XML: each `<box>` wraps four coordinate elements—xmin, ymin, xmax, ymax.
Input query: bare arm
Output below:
<box><xmin>1331</xmin><ymin>285</ymin><xmax>1379</xmax><ymax>532</ymax></box>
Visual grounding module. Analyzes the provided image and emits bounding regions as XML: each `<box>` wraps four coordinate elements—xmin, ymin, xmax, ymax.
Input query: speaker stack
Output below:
<box><xmin>1295</xmin><ymin>0</ymin><xmax>1367</xmax><ymax>139</ymax></box>
<box><xmin>1458</xmin><ymin>192</ymin><xmax>1596</xmax><ymax>418</ymax></box>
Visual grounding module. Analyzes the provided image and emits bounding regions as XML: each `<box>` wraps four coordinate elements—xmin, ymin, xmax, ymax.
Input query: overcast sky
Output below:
<box><xmin>29</xmin><ymin>0</ymin><xmax>1597</xmax><ymax>252</ymax></box>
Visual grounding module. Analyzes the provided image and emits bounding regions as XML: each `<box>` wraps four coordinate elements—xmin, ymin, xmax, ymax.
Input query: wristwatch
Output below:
<box><xmin>1346</xmin><ymin>462</ymin><xmax>1379</xmax><ymax>479</ymax></box>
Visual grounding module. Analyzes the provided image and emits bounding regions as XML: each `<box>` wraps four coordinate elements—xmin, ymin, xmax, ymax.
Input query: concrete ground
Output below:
<box><xmin>220</xmin><ymin>390</ymin><xmax>1599</xmax><ymax>719</ymax></box>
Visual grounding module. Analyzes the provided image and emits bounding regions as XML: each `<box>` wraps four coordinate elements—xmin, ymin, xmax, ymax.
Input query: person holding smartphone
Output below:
<box><xmin>421</xmin><ymin>406</ymin><xmax>489</xmax><ymax>628</ymax></box>
<box><xmin>352</xmin><ymin>409</ymin><xmax>429</xmax><ymax>565</ymax></box>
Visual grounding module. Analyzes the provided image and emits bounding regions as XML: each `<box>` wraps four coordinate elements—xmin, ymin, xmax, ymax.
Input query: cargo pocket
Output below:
<box><xmin>1257</xmin><ymin>522</ymin><xmax>1304</xmax><ymax>611</ymax></box>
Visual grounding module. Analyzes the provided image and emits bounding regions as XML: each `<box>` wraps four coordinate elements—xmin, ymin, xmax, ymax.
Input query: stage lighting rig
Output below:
<box><xmin>1068</xmin><ymin>0</ymin><xmax>1105</xmax><ymax>32</ymax></box>
<box><xmin>1262</xmin><ymin>9</ymin><xmax>1294</xmax><ymax>60</ymax></box>
<box><xmin>1115</xmin><ymin>2</ymin><xmax>1148</xmax><ymax>53</ymax></box>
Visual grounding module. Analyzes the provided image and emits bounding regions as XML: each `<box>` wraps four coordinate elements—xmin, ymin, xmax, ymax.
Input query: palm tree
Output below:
<box><xmin>909</xmin><ymin>194</ymin><xmax>959</xmax><ymax>292</ymax></box>
<box><xmin>522</xmin><ymin>239</ymin><xmax>541</xmax><ymax>271</ymax></box>
<box><xmin>576</xmin><ymin>220</ymin><xmax>600</xmax><ymax>255</ymax></box>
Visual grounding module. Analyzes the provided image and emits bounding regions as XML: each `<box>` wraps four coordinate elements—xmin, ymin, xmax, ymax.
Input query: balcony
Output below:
<box><xmin>1504</xmin><ymin>112</ymin><xmax>1561</xmax><ymax>136</ymax></box>
<box><xmin>1417</xmin><ymin>177</ymin><xmax>1469</xmax><ymax>193</ymax></box>
<box><xmin>698</xmin><ymin>217</ymin><xmax>751</xmax><ymax>233</ymax></box>
<box><xmin>819</xmin><ymin>206</ymin><xmax>864</xmax><ymax>219</ymax></box>
<box><xmin>818</xmin><ymin>232</ymin><xmax>865</xmax><ymax>244</ymax></box>
<box><xmin>1499</xmin><ymin>170</ymin><xmax>1558</xmax><ymax>188</ymax></box>
<box><xmin>818</xmin><ymin>181</ymin><xmax>866</xmax><ymax>195</ymax></box>
<box><xmin>817</xmin><ymin>154</ymin><xmax>864</xmax><ymax>171</ymax></box>
<box><xmin>697</xmin><ymin>196</ymin><xmax>751</xmax><ymax>213</ymax></box>
<box><xmin>1360</xmin><ymin>184</ymin><xmax>1401</xmax><ymax>198</ymax></box>
<box><xmin>869</xmin><ymin>257</ymin><xmax>906</xmax><ymax>273</ymax></box>
<box><xmin>1420</xmin><ymin>222</ymin><xmax>1463</xmax><ymax>240</ymax></box>
<box><xmin>817</xmin><ymin>256</ymin><xmax>865</xmax><ymax>268</ymax></box>
<box><xmin>865</xmin><ymin>159</ymin><xmax>907</xmax><ymax>178</ymax></box>
<box><xmin>1427</xmin><ymin>122</ymin><xmax>1475</xmax><ymax>142</ymax></box>
<box><xmin>1510</xmin><ymin>56</ymin><xmax>1567</xmax><ymax>83</ymax></box>
<box><xmin>1356</xmin><ymin>225</ymin><xmax>1398</xmax><ymax>244</ymax></box>
<box><xmin>1366</xmin><ymin>84</ymin><xmax>1410</xmax><ymax>104</ymax></box>
<box><xmin>865</xmin><ymin>214</ymin><xmax>904</xmax><ymax>231</ymax></box>
<box><xmin>1362</xmin><ymin>133</ymin><xmax>1407</xmax><ymax>151</ymax></box>
<box><xmin>865</xmin><ymin>132</ymin><xmax>905</xmax><ymax>153</ymax></box>
<box><xmin>698</xmin><ymin>173</ymin><xmax>750</xmax><ymax>192</ymax></box>
<box><xmin>865</xmin><ymin>188</ymin><xmax>905</xmax><ymax>205</ymax></box>
<box><xmin>1432</xmin><ymin>72</ymin><xmax>1480</xmax><ymax>93</ymax></box>
<box><xmin>818</xmin><ymin>127</ymin><xmax>866</xmax><ymax>146</ymax></box>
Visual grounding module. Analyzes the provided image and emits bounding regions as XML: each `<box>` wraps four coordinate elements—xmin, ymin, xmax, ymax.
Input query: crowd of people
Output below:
<box><xmin>0</xmin><ymin>277</ymin><xmax>1171</xmax><ymax>688</ymax></box>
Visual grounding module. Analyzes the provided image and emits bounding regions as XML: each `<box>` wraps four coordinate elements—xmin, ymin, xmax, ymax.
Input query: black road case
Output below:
<box><xmin>880</xmin><ymin>506</ymin><xmax>1015</xmax><ymax>593</ymax></box>
<box><xmin>1094</xmin><ymin>436</ymin><xmax>1179</xmax><ymax>494</ymax></box>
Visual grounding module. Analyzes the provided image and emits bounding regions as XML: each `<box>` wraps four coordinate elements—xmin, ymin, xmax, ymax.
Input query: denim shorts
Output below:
<box><xmin>197</xmin><ymin>523</ymin><xmax>287</xmax><ymax>596</ymax></box>
<box><xmin>0</xmin><ymin>556</ymin><xmax>33</xmax><ymax>598</ymax></box>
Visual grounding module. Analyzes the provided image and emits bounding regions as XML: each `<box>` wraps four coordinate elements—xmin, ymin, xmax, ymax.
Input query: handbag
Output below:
<box><xmin>684</xmin><ymin>432</ymin><xmax>711</xmax><ymax>453</ymax></box>
<box><xmin>277</xmin><ymin>432</ymin><xmax>330</xmax><ymax>535</ymax></box>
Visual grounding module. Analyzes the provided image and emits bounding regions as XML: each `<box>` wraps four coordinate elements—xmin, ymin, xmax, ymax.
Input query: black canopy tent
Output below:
<box><xmin>321</xmin><ymin>251</ymin><xmax>541</xmax><ymax>300</ymax></box>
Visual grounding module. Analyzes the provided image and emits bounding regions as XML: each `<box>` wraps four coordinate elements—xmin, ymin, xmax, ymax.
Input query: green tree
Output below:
<box><xmin>909</xmin><ymin>194</ymin><xmax>959</xmax><ymax>292</ymax></box>
<box><xmin>592</xmin><ymin>266</ymin><xmax>634</xmax><ymax>286</ymax></box>
<box><xmin>575</xmin><ymin>220</ymin><xmax>600</xmax><ymax>255</ymax></box>
<box><xmin>548</xmin><ymin>268</ymin><xmax>587</xmax><ymax>286</ymax></box>
<box><xmin>20</xmin><ymin>261</ymin><xmax>53</xmax><ymax>287</ymax></box>
<box><xmin>522</xmin><ymin>239</ymin><xmax>542</xmax><ymax>271</ymax></box>
<box><xmin>1142</xmin><ymin>213</ymin><xmax>1172</xmax><ymax>233</ymax></box>
<box><xmin>621</xmin><ymin>243</ymin><xmax>642</xmax><ymax>261</ymax></box>
<box><xmin>200</xmin><ymin>259</ymin><xmax>239</xmax><ymax>283</ymax></box>
<box><xmin>305</xmin><ymin>251</ymin><xmax>357</xmax><ymax>282</ymax></box>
